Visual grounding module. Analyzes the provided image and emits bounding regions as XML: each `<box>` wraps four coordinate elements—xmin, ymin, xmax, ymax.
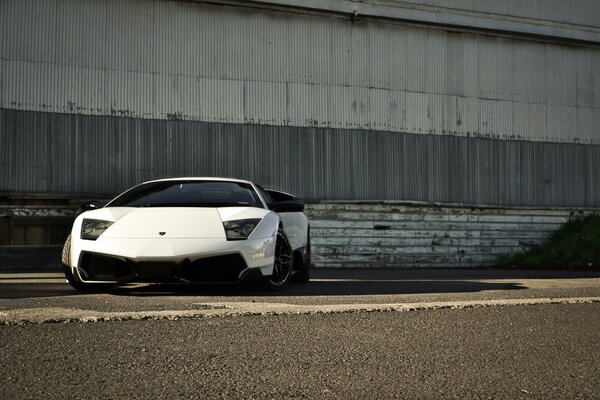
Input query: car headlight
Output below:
<box><xmin>81</xmin><ymin>219</ymin><xmax>114</xmax><ymax>240</ymax></box>
<box><xmin>223</xmin><ymin>219</ymin><xmax>261</xmax><ymax>240</ymax></box>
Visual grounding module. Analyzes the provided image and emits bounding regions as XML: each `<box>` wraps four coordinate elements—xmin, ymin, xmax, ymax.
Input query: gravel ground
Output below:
<box><xmin>1</xmin><ymin>303</ymin><xmax>599</xmax><ymax>399</ymax></box>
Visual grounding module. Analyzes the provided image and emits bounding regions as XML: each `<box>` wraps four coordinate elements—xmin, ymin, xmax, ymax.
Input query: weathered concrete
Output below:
<box><xmin>307</xmin><ymin>202</ymin><xmax>597</xmax><ymax>268</ymax></box>
<box><xmin>3</xmin><ymin>297</ymin><xmax>600</xmax><ymax>325</ymax></box>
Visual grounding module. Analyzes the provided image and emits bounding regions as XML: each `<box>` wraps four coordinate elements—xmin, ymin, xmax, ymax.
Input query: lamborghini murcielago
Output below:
<box><xmin>61</xmin><ymin>178</ymin><xmax>310</xmax><ymax>291</ymax></box>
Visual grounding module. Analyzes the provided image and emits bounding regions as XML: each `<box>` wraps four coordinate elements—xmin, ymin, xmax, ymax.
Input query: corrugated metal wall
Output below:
<box><xmin>1</xmin><ymin>0</ymin><xmax>599</xmax><ymax>144</ymax></box>
<box><xmin>388</xmin><ymin>0</ymin><xmax>600</xmax><ymax>28</ymax></box>
<box><xmin>1</xmin><ymin>0</ymin><xmax>599</xmax><ymax>268</ymax></box>
<box><xmin>2</xmin><ymin>109</ymin><xmax>599</xmax><ymax>207</ymax></box>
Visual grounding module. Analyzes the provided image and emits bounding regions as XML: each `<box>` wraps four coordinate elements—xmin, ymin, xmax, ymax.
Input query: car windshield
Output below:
<box><xmin>107</xmin><ymin>181</ymin><xmax>264</xmax><ymax>208</ymax></box>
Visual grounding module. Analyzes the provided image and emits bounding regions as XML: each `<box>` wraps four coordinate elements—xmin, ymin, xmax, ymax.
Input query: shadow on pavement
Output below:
<box><xmin>0</xmin><ymin>278</ymin><xmax>526</xmax><ymax>299</ymax></box>
<box><xmin>0</xmin><ymin>283</ymin><xmax>76</xmax><ymax>299</ymax></box>
<box><xmin>3</xmin><ymin>267</ymin><xmax>599</xmax><ymax>299</ymax></box>
<box><xmin>105</xmin><ymin>268</ymin><xmax>599</xmax><ymax>297</ymax></box>
<box><xmin>109</xmin><ymin>279</ymin><xmax>526</xmax><ymax>297</ymax></box>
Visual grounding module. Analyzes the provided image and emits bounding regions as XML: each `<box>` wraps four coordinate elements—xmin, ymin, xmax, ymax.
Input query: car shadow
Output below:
<box><xmin>0</xmin><ymin>283</ymin><xmax>76</xmax><ymax>299</ymax></box>
<box><xmin>108</xmin><ymin>279</ymin><xmax>527</xmax><ymax>297</ymax></box>
<box><xmin>107</xmin><ymin>268</ymin><xmax>600</xmax><ymax>297</ymax></box>
<box><xmin>3</xmin><ymin>268</ymin><xmax>599</xmax><ymax>299</ymax></box>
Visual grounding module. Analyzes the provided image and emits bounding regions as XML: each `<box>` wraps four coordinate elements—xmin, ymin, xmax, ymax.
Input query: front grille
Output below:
<box><xmin>137</xmin><ymin>261</ymin><xmax>176</xmax><ymax>278</ymax></box>
<box><xmin>79</xmin><ymin>252</ymin><xmax>134</xmax><ymax>281</ymax></box>
<box><xmin>79</xmin><ymin>252</ymin><xmax>248</xmax><ymax>284</ymax></box>
<box><xmin>177</xmin><ymin>254</ymin><xmax>247</xmax><ymax>283</ymax></box>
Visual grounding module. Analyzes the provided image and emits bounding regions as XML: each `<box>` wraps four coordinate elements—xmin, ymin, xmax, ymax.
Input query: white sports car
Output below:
<box><xmin>61</xmin><ymin>177</ymin><xmax>311</xmax><ymax>291</ymax></box>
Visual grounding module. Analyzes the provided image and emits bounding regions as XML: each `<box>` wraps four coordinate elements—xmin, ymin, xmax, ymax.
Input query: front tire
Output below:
<box><xmin>62</xmin><ymin>235</ymin><xmax>112</xmax><ymax>293</ymax></box>
<box><xmin>263</xmin><ymin>229</ymin><xmax>293</xmax><ymax>290</ymax></box>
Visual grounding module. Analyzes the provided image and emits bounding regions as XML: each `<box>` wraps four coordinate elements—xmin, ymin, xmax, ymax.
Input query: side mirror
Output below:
<box><xmin>80</xmin><ymin>200</ymin><xmax>106</xmax><ymax>211</ymax></box>
<box><xmin>271</xmin><ymin>200</ymin><xmax>304</xmax><ymax>213</ymax></box>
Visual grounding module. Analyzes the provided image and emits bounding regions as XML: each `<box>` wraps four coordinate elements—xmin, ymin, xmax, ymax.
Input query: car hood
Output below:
<box><xmin>79</xmin><ymin>207</ymin><xmax>269</xmax><ymax>239</ymax></box>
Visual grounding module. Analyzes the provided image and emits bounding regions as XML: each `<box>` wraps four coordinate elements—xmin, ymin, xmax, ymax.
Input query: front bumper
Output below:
<box><xmin>72</xmin><ymin>236</ymin><xmax>275</xmax><ymax>284</ymax></box>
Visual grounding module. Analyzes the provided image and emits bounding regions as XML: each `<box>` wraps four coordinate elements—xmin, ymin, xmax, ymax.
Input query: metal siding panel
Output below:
<box><xmin>369</xmin><ymin>22</ymin><xmax>391</xmax><ymax>90</ymax></box>
<box><xmin>395</xmin><ymin>0</ymin><xmax>600</xmax><ymax>29</ymax></box>
<box><xmin>424</xmin><ymin>29</ymin><xmax>445</xmax><ymax>95</ymax></box>
<box><xmin>577</xmin><ymin>107</ymin><xmax>600</xmax><ymax>145</ymax></box>
<box><xmin>594</xmin><ymin>51</ymin><xmax>600</xmax><ymax>110</ymax></box>
<box><xmin>0</xmin><ymin>105</ymin><xmax>600</xmax><ymax>206</ymax></box>
<box><xmin>0</xmin><ymin>0</ymin><xmax>56</xmax><ymax>64</ymax></box>
<box><xmin>402</xmin><ymin>27</ymin><xmax>428</xmax><ymax>94</ymax></box>
<box><xmin>546</xmin><ymin>104</ymin><xmax>577</xmax><ymax>142</ymax></box>
<box><xmin>243</xmin><ymin>81</ymin><xmax>287</xmax><ymax>125</ymax></box>
<box><xmin>512</xmin><ymin>102</ymin><xmax>546</xmax><ymax>142</ymax></box>
<box><xmin>546</xmin><ymin>45</ymin><xmax>578</xmax><ymax>107</ymax></box>
<box><xmin>369</xmin><ymin>88</ymin><xmax>389</xmax><ymax>131</ymax></box>
<box><xmin>477</xmin><ymin>36</ymin><xmax>512</xmax><ymax>102</ymax></box>
<box><xmin>511</xmin><ymin>41</ymin><xmax>548</xmax><ymax>105</ymax></box>
<box><xmin>576</xmin><ymin>50</ymin><xmax>596</xmax><ymax>109</ymax></box>
<box><xmin>588</xmin><ymin>146</ymin><xmax>600</xmax><ymax>206</ymax></box>
<box><xmin>478</xmin><ymin>99</ymin><xmax>511</xmax><ymax>140</ymax></box>
<box><xmin>55</xmin><ymin>0</ymin><xmax>107</xmax><ymax>68</ymax></box>
<box><xmin>328</xmin><ymin>19</ymin><xmax>352</xmax><ymax>88</ymax></box>
<box><xmin>445</xmin><ymin>32</ymin><xmax>478</xmax><ymax>98</ymax></box>
<box><xmin>1</xmin><ymin>0</ymin><xmax>600</xmax><ymax>207</ymax></box>
<box><xmin>103</xmin><ymin>0</ymin><xmax>155</xmax><ymax>74</ymax></box>
<box><xmin>2</xmin><ymin>0</ymin><xmax>600</xmax><ymax>144</ymax></box>
<box><xmin>349</xmin><ymin>21</ymin><xmax>370</xmax><ymax>89</ymax></box>
<box><xmin>0</xmin><ymin>48</ymin><xmax>3</xmax><ymax>110</ymax></box>
<box><xmin>404</xmin><ymin>91</ymin><xmax>427</xmax><ymax>135</ymax></box>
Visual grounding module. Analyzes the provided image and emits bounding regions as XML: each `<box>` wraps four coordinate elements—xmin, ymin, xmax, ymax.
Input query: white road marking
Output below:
<box><xmin>1</xmin><ymin>297</ymin><xmax>599</xmax><ymax>325</ymax></box>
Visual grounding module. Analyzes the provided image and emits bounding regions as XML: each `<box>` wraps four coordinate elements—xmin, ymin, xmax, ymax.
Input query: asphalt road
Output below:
<box><xmin>1</xmin><ymin>269</ymin><xmax>599</xmax><ymax>399</ymax></box>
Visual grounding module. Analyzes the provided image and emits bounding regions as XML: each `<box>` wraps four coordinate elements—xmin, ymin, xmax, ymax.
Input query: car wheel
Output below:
<box><xmin>61</xmin><ymin>234</ymin><xmax>72</xmax><ymax>266</ymax></box>
<box><xmin>62</xmin><ymin>235</ymin><xmax>112</xmax><ymax>293</ymax></box>
<box><xmin>264</xmin><ymin>229</ymin><xmax>293</xmax><ymax>290</ymax></box>
<box><xmin>294</xmin><ymin>230</ymin><xmax>311</xmax><ymax>283</ymax></box>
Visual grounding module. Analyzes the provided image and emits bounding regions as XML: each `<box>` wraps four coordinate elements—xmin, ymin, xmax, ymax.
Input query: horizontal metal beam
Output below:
<box><xmin>235</xmin><ymin>0</ymin><xmax>600</xmax><ymax>44</ymax></box>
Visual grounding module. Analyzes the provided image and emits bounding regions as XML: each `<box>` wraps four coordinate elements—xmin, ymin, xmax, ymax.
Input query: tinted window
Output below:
<box><xmin>108</xmin><ymin>181</ymin><xmax>263</xmax><ymax>208</ymax></box>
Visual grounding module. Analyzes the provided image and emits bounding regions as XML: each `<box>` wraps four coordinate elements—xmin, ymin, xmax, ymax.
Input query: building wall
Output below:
<box><xmin>2</xmin><ymin>109</ymin><xmax>600</xmax><ymax>207</ymax></box>
<box><xmin>1</xmin><ymin>0</ymin><xmax>600</xmax><ymax>146</ymax></box>
<box><xmin>308</xmin><ymin>202</ymin><xmax>585</xmax><ymax>268</ymax></box>
<box><xmin>1</xmin><ymin>0</ymin><xmax>599</xmax><ymax>208</ymax></box>
<box><xmin>382</xmin><ymin>0</ymin><xmax>600</xmax><ymax>28</ymax></box>
<box><xmin>1</xmin><ymin>0</ymin><xmax>600</xmax><ymax>268</ymax></box>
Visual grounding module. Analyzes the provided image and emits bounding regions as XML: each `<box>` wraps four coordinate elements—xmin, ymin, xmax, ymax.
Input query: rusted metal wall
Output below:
<box><xmin>2</xmin><ymin>109</ymin><xmax>599</xmax><ymax>207</ymax></box>
<box><xmin>1</xmin><ymin>0</ymin><xmax>600</xmax><ymax>145</ymax></box>
<box><xmin>307</xmin><ymin>203</ymin><xmax>593</xmax><ymax>268</ymax></box>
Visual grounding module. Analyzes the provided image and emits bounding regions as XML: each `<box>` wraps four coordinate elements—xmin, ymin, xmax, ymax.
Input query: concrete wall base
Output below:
<box><xmin>307</xmin><ymin>203</ymin><xmax>597</xmax><ymax>268</ymax></box>
<box><xmin>1</xmin><ymin>202</ymin><xmax>597</xmax><ymax>271</ymax></box>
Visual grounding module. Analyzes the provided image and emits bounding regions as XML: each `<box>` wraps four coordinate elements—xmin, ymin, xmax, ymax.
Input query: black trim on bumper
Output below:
<box><xmin>78</xmin><ymin>252</ymin><xmax>249</xmax><ymax>284</ymax></box>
